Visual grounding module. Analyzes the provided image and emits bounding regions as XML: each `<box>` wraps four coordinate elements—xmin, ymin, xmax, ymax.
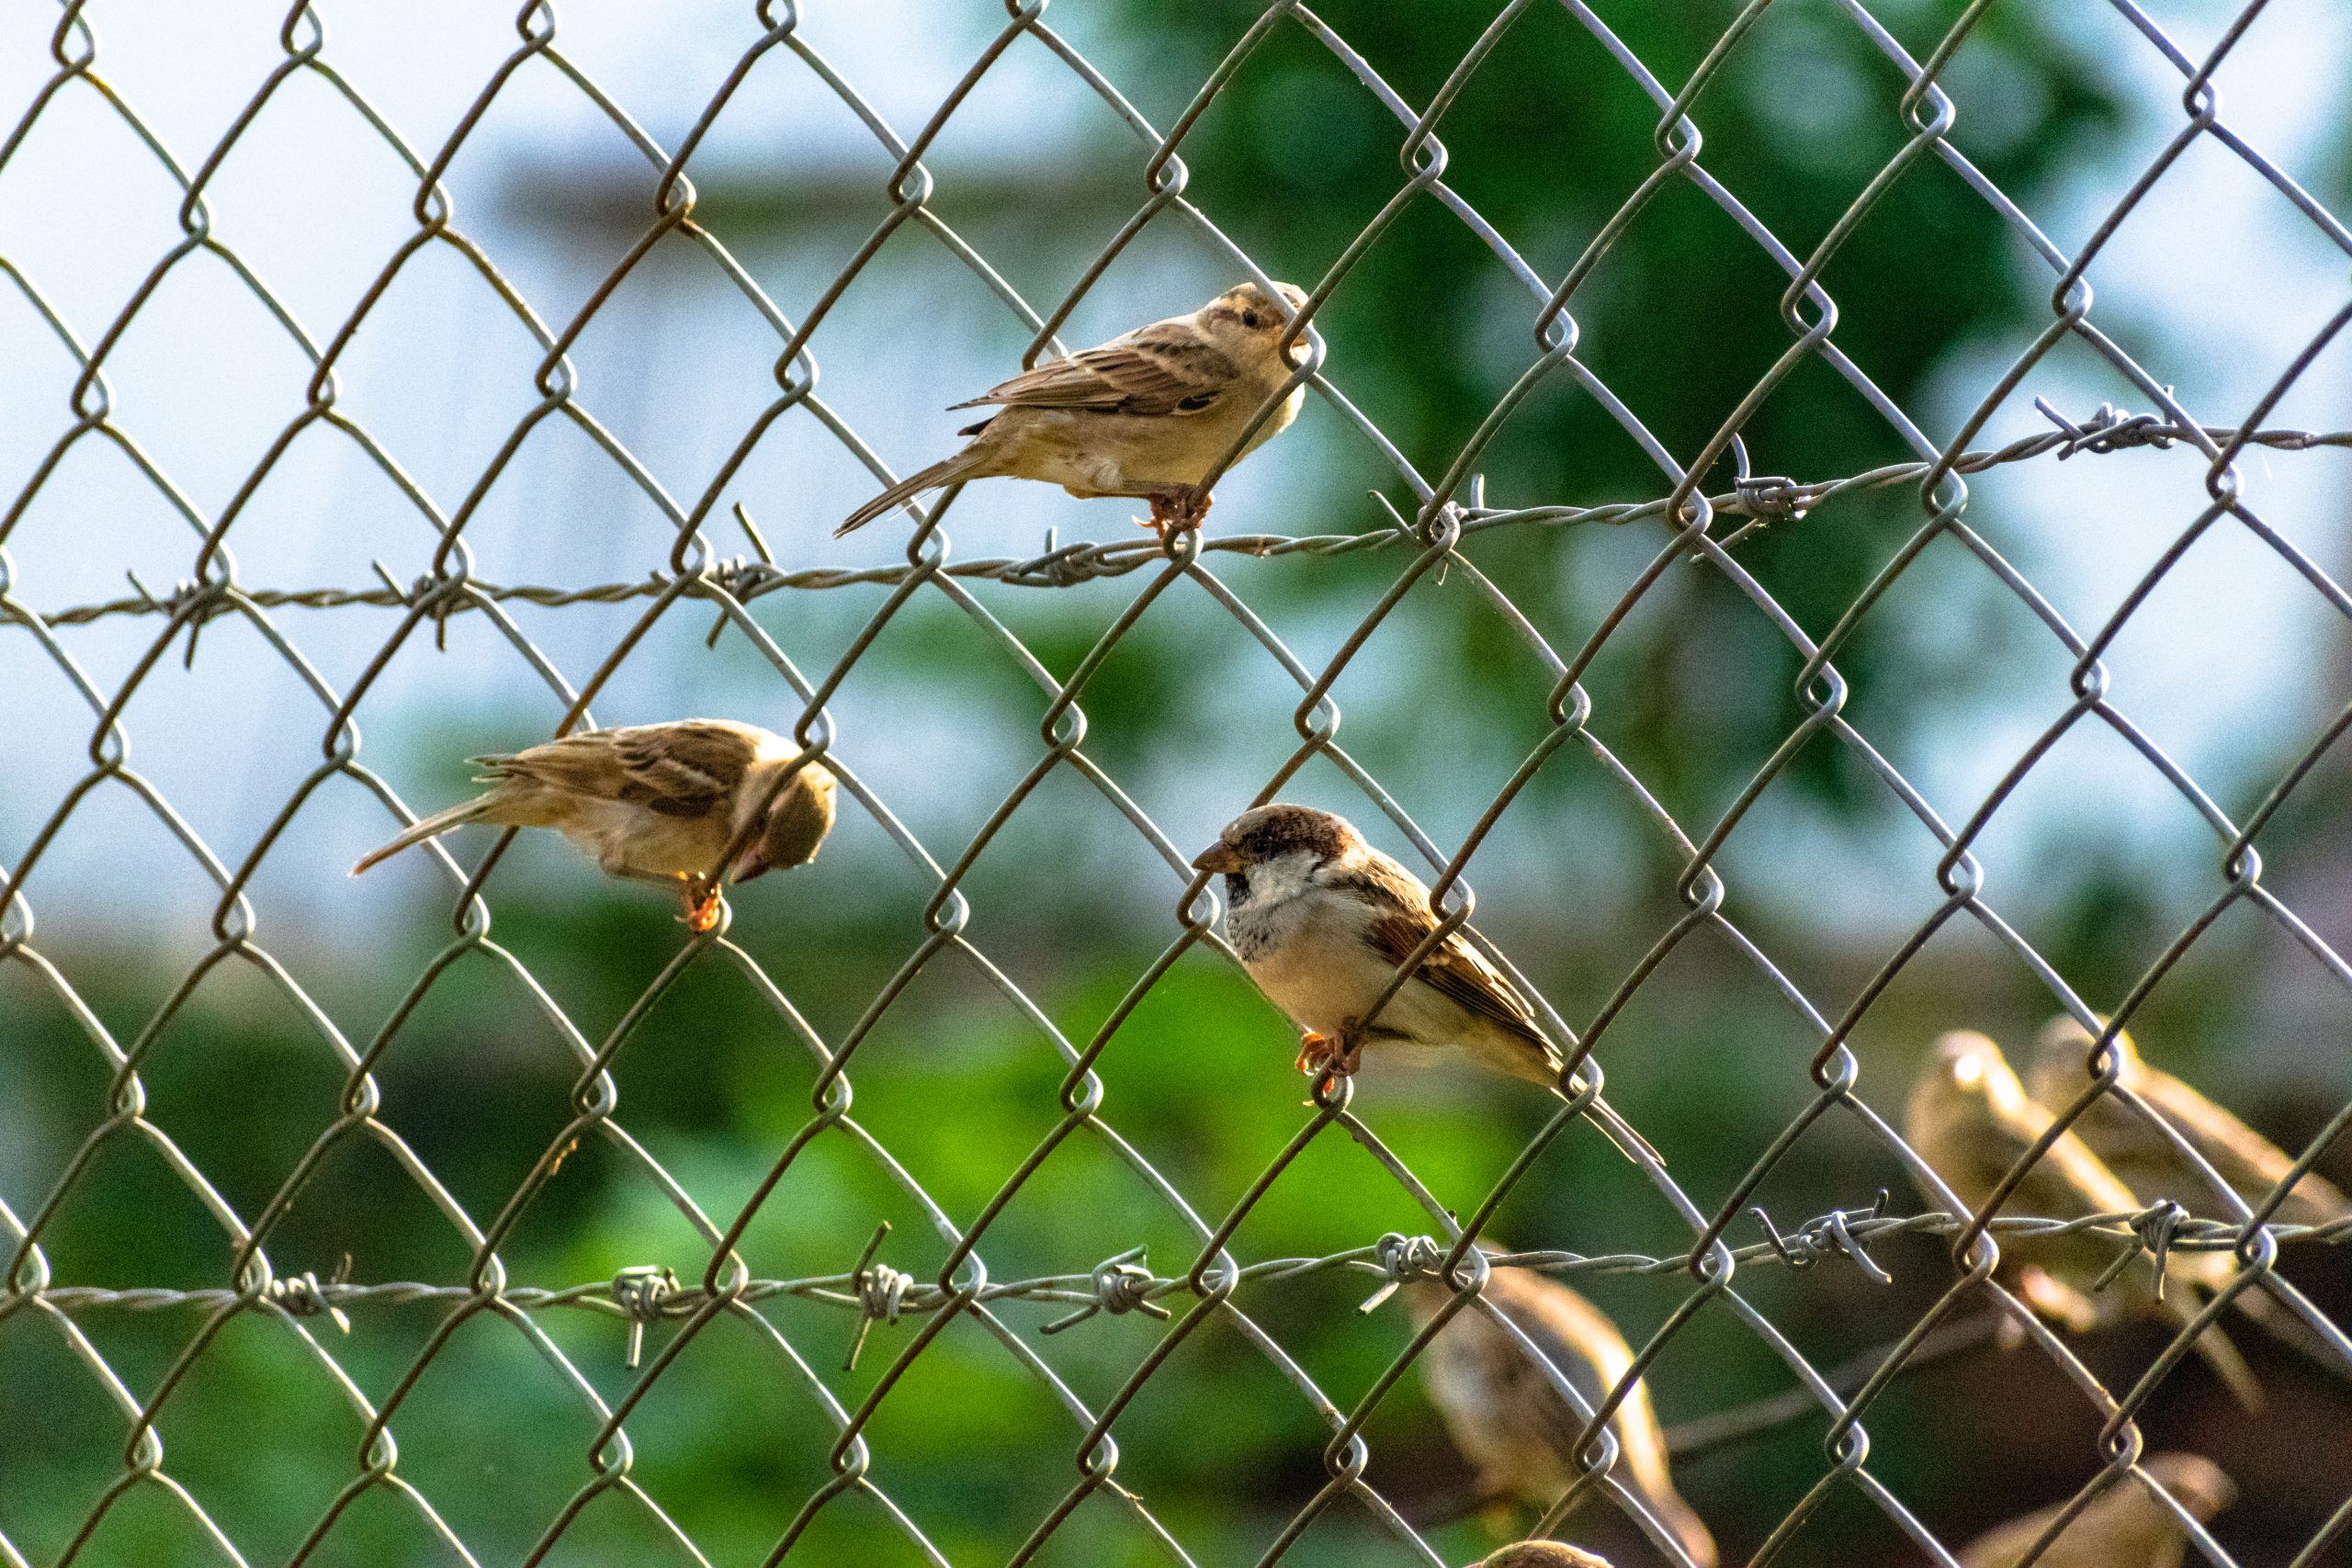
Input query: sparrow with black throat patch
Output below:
<box><xmin>352</xmin><ymin>719</ymin><xmax>835</xmax><ymax>932</ymax></box>
<box><xmin>838</xmin><ymin>280</ymin><xmax>1310</xmax><ymax>539</ymax></box>
<box><xmin>1193</xmin><ymin>805</ymin><xmax>1658</xmax><ymax>1167</ymax></box>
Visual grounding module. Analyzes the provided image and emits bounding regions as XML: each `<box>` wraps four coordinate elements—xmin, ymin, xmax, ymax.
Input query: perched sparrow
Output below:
<box><xmin>837</xmin><ymin>280</ymin><xmax>1309</xmax><ymax>538</ymax></box>
<box><xmin>1476</xmin><ymin>1544</ymin><xmax>1615</xmax><ymax>1568</ymax></box>
<box><xmin>2029</xmin><ymin>1015</ymin><xmax>2349</xmax><ymax>1227</ymax></box>
<box><xmin>1956</xmin><ymin>1451</ymin><xmax>2233</xmax><ymax>1568</ymax></box>
<box><xmin>1193</xmin><ymin>805</ymin><xmax>1657</xmax><ymax>1165</ymax></box>
<box><xmin>1408</xmin><ymin>1264</ymin><xmax>1715</xmax><ymax>1568</ymax></box>
<box><xmin>352</xmin><ymin>720</ymin><xmax>835</xmax><ymax>931</ymax></box>
<box><xmin>1904</xmin><ymin>1032</ymin><xmax>2260</xmax><ymax>1408</ymax></box>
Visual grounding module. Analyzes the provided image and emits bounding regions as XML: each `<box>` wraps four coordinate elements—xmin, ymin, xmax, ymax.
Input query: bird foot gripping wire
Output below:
<box><xmin>1294</xmin><ymin>1029</ymin><xmax>1362</xmax><ymax>1077</ymax></box>
<box><xmin>2091</xmin><ymin>1200</ymin><xmax>2190</xmax><ymax>1302</ymax></box>
<box><xmin>1749</xmin><ymin>1190</ymin><xmax>1894</xmax><ymax>1286</ymax></box>
<box><xmin>612</xmin><ymin>1265</ymin><xmax>679</xmax><ymax>1370</ymax></box>
<box><xmin>1358</xmin><ymin>1231</ymin><xmax>1449</xmax><ymax>1314</ymax></box>
<box><xmin>1039</xmin><ymin>1246</ymin><xmax>1171</xmax><ymax>1335</ymax></box>
<box><xmin>843</xmin><ymin>1222</ymin><xmax>914</xmax><ymax>1372</ymax></box>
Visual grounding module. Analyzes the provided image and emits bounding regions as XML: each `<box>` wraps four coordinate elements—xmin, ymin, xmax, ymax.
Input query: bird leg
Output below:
<box><xmin>1142</xmin><ymin>485</ymin><xmax>1213</xmax><ymax>539</ymax></box>
<box><xmin>677</xmin><ymin>874</ymin><xmax>727</xmax><ymax>934</ymax></box>
<box><xmin>1295</xmin><ymin>1032</ymin><xmax>1335</xmax><ymax>1076</ymax></box>
<box><xmin>1295</xmin><ymin>1027</ymin><xmax>1366</xmax><ymax>1078</ymax></box>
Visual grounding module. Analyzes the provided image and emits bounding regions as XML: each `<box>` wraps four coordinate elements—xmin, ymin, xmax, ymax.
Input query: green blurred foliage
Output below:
<box><xmin>8</xmin><ymin>6</ymin><xmax>2352</xmax><ymax>1568</ymax></box>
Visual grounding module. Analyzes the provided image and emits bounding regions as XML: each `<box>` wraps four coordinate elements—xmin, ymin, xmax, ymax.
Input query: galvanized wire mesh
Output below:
<box><xmin>4</xmin><ymin>2</ymin><xmax>2351</xmax><ymax>1566</ymax></box>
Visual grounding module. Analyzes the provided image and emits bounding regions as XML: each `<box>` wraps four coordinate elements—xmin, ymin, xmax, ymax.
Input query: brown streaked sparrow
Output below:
<box><xmin>1956</xmin><ymin>1451</ymin><xmax>2233</xmax><ymax>1568</ymax></box>
<box><xmin>2029</xmin><ymin>1014</ymin><xmax>2349</xmax><ymax>1227</ymax></box>
<box><xmin>352</xmin><ymin>719</ymin><xmax>835</xmax><ymax>931</ymax></box>
<box><xmin>1476</xmin><ymin>1544</ymin><xmax>1616</xmax><ymax>1568</ymax></box>
<box><xmin>1408</xmin><ymin>1263</ymin><xmax>1715</xmax><ymax>1568</ymax></box>
<box><xmin>1192</xmin><ymin>804</ymin><xmax>1657</xmax><ymax>1166</ymax></box>
<box><xmin>1904</xmin><ymin>1031</ymin><xmax>2261</xmax><ymax>1409</ymax></box>
<box><xmin>838</xmin><ymin>280</ymin><xmax>1310</xmax><ymax>538</ymax></box>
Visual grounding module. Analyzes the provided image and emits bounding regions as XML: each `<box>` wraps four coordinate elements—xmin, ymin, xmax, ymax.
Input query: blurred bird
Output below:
<box><xmin>2029</xmin><ymin>1014</ymin><xmax>2349</xmax><ymax>1227</ymax></box>
<box><xmin>837</xmin><ymin>280</ymin><xmax>1309</xmax><ymax>538</ymax></box>
<box><xmin>1956</xmin><ymin>1451</ymin><xmax>2234</xmax><ymax>1568</ymax></box>
<box><xmin>1904</xmin><ymin>1031</ymin><xmax>2262</xmax><ymax>1408</ymax></box>
<box><xmin>1193</xmin><ymin>804</ymin><xmax>1658</xmax><ymax>1166</ymax></box>
<box><xmin>352</xmin><ymin>720</ymin><xmax>835</xmax><ymax>931</ymax></box>
<box><xmin>1408</xmin><ymin>1264</ymin><xmax>1716</xmax><ymax>1568</ymax></box>
<box><xmin>1476</xmin><ymin>1545</ymin><xmax>1615</xmax><ymax>1568</ymax></box>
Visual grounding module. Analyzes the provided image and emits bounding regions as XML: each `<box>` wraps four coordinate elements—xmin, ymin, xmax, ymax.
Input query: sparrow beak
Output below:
<box><xmin>1192</xmin><ymin>841</ymin><xmax>1245</xmax><ymax>874</ymax></box>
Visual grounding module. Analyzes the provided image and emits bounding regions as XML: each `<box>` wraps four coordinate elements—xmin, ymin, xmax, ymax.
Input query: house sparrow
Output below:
<box><xmin>837</xmin><ymin>280</ymin><xmax>1309</xmax><ymax>538</ymax></box>
<box><xmin>1955</xmin><ymin>1451</ymin><xmax>2233</xmax><ymax>1568</ymax></box>
<box><xmin>1408</xmin><ymin>1263</ymin><xmax>1715</xmax><ymax>1568</ymax></box>
<box><xmin>1192</xmin><ymin>804</ymin><xmax>1658</xmax><ymax>1166</ymax></box>
<box><xmin>351</xmin><ymin>719</ymin><xmax>835</xmax><ymax>931</ymax></box>
<box><xmin>2028</xmin><ymin>1015</ymin><xmax>2349</xmax><ymax>1227</ymax></box>
<box><xmin>1476</xmin><ymin>1545</ymin><xmax>1615</xmax><ymax>1568</ymax></box>
<box><xmin>1904</xmin><ymin>1031</ymin><xmax>2261</xmax><ymax>1408</ymax></box>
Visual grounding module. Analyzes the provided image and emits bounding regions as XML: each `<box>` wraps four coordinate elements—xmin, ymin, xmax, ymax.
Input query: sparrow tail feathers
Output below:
<box><xmin>349</xmin><ymin>796</ymin><xmax>496</xmax><ymax>876</ymax></box>
<box><xmin>1557</xmin><ymin>1085</ymin><xmax>1664</xmax><ymax>1169</ymax></box>
<box><xmin>836</xmin><ymin>453</ymin><xmax>980</xmax><ymax>536</ymax></box>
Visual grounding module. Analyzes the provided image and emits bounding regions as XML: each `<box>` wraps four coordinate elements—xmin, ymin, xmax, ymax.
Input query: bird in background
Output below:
<box><xmin>1955</xmin><ymin>1451</ymin><xmax>2234</xmax><ymax>1568</ymax></box>
<box><xmin>1406</xmin><ymin>1260</ymin><xmax>1716</xmax><ymax>1568</ymax></box>
<box><xmin>351</xmin><ymin>719</ymin><xmax>835</xmax><ymax>932</ymax></box>
<box><xmin>2028</xmin><ymin>1013</ymin><xmax>2349</xmax><ymax>1227</ymax></box>
<box><xmin>1193</xmin><ymin>804</ymin><xmax>1660</xmax><ymax>1166</ymax></box>
<box><xmin>1904</xmin><ymin>1030</ymin><xmax>2262</xmax><ymax>1409</ymax></box>
<box><xmin>837</xmin><ymin>280</ymin><xmax>1310</xmax><ymax>538</ymax></box>
<box><xmin>1475</xmin><ymin>1544</ymin><xmax>1616</xmax><ymax>1568</ymax></box>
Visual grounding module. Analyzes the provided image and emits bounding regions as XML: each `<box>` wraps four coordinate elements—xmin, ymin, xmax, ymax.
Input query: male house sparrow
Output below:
<box><xmin>1904</xmin><ymin>1031</ymin><xmax>2261</xmax><ymax>1408</ymax></box>
<box><xmin>351</xmin><ymin>719</ymin><xmax>835</xmax><ymax>931</ymax></box>
<box><xmin>1476</xmin><ymin>1545</ymin><xmax>1615</xmax><ymax>1568</ymax></box>
<box><xmin>1408</xmin><ymin>1264</ymin><xmax>1716</xmax><ymax>1568</ymax></box>
<box><xmin>1955</xmin><ymin>1451</ymin><xmax>2233</xmax><ymax>1568</ymax></box>
<box><xmin>837</xmin><ymin>280</ymin><xmax>1310</xmax><ymax>537</ymax></box>
<box><xmin>2028</xmin><ymin>1015</ymin><xmax>2349</xmax><ymax>1227</ymax></box>
<box><xmin>1193</xmin><ymin>805</ymin><xmax>1657</xmax><ymax>1165</ymax></box>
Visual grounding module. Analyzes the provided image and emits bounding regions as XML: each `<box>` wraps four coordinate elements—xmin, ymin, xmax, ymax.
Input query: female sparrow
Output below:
<box><xmin>2029</xmin><ymin>1015</ymin><xmax>2348</xmax><ymax>1227</ymax></box>
<box><xmin>351</xmin><ymin>719</ymin><xmax>835</xmax><ymax>931</ymax></box>
<box><xmin>837</xmin><ymin>280</ymin><xmax>1310</xmax><ymax>538</ymax></box>
<box><xmin>1408</xmin><ymin>1263</ymin><xmax>1716</xmax><ymax>1568</ymax></box>
<box><xmin>1191</xmin><ymin>805</ymin><xmax>1657</xmax><ymax>1165</ymax></box>
<box><xmin>1476</xmin><ymin>1545</ymin><xmax>1615</xmax><ymax>1568</ymax></box>
<box><xmin>1955</xmin><ymin>1451</ymin><xmax>2233</xmax><ymax>1568</ymax></box>
<box><xmin>1904</xmin><ymin>1031</ymin><xmax>2261</xmax><ymax>1408</ymax></box>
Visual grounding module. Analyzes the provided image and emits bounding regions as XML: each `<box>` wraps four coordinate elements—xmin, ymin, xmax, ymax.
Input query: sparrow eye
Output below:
<box><xmin>1241</xmin><ymin>310</ymin><xmax>1261</xmax><ymax>329</ymax></box>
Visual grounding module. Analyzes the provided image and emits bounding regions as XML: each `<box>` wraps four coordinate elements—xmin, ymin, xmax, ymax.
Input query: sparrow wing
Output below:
<box><xmin>484</xmin><ymin>722</ymin><xmax>760</xmax><ymax>820</ymax></box>
<box><xmin>949</xmin><ymin>321</ymin><xmax>1238</xmax><ymax>417</ymax></box>
<box><xmin>2136</xmin><ymin>1066</ymin><xmax>2352</xmax><ymax>1223</ymax></box>
<box><xmin>1345</xmin><ymin>852</ymin><xmax>1556</xmax><ymax>1061</ymax></box>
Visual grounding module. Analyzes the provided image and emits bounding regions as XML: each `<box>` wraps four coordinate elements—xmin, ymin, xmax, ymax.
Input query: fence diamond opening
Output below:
<box><xmin>5</xmin><ymin>2</ymin><xmax>2351</xmax><ymax>1566</ymax></box>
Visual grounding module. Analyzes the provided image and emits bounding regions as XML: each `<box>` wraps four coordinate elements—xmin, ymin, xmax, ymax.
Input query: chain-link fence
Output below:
<box><xmin>5</xmin><ymin>1</ymin><xmax>2352</xmax><ymax>1564</ymax></box>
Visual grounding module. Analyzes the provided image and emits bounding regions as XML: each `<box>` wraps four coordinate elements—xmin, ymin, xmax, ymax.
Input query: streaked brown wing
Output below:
<box><xmin>1476</xmin><ymin>1297</ymin><xmax>1609</xmax><ymax>1466</ymax></box>
<box><xmin>950</xmin><ymin>323</ymin><xmax>1235</xmax><ymax>417</ymax></box>
<box><xmin>494</xmin><ymin>722</ymin><xmax>756</xmax><ymax>820</ymax></box>
<box><xmin>1347</xmin><ymin>852</ymin><xmax>1554</xmax><ymax>1058</ymax></box>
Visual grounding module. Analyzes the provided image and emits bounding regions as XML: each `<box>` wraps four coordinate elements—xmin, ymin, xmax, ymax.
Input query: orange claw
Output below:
<box><xmin>1295</xmin><ymin>1032</ymin><xmax>1334</xmax><ymax>1076</ymax></box>
<box><xmin>683</xmin><ymin>881</ymin><xmax>725</xmax><ymax>934</ymax></box>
